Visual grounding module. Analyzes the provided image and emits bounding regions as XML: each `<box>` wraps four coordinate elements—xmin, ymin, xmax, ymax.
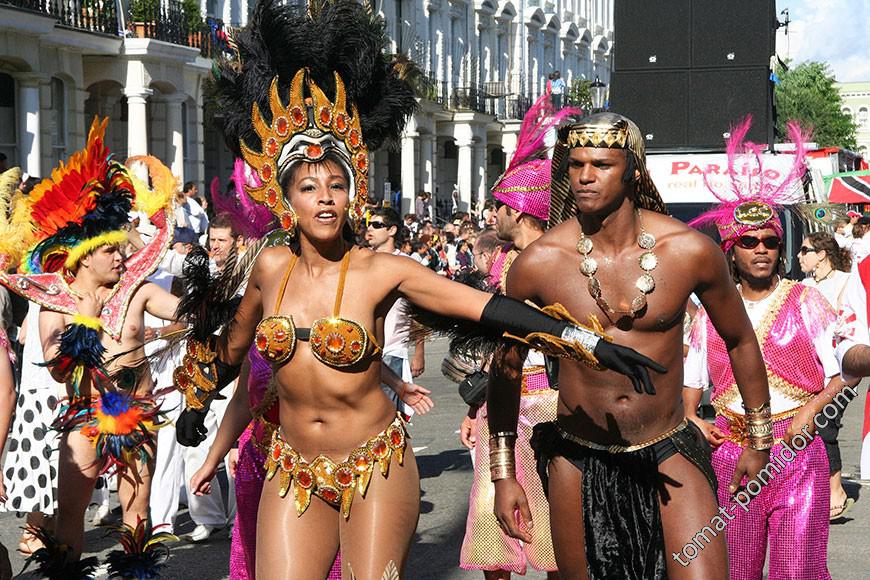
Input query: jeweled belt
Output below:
<box><xmin>556</xmin><ymin>419</ymin><xmax>688</xmax><ymax>454</ymax></box>
<box><xmin>264</xmin><ymin>413</ymin><xmax>408</xmax><ymax>518</ymax></box>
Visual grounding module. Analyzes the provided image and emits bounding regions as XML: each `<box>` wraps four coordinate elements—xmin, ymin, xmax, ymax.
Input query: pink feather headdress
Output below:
<box><xmin>491</xmin><ymin>92</ymin><xmax>582</xmax><ymax>221</ymax></box>
<box><xmin>210</xmin><ymin>159</ymin><xmax>277</xmax><ymax>238</ymax></box>
<box><xmin>688</xmin><ymin>116</ymin><xmax>809</xmax><ymax>252</ymax></box>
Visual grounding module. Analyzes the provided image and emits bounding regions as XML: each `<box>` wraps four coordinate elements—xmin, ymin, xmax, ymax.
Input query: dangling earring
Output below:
<box><xmin>280</xmin><ymin>207</ymin><xmax>297</xmax><ymax>237</ymax></box>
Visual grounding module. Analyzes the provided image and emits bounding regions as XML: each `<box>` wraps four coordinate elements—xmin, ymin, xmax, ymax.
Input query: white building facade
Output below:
<box><xmin>838</xmin><ymin>81</ymin><xmax>870</xmax><ymax>157</ymax></box>
<box><xmin>0</xmin><ymin>0</ymin><xmax>220</xmax><ymax>187</ymax></box>
<box><xmin>2</xmin><ymin>0</ymin><xmax>613</xmax><ymax>218</ymax></box>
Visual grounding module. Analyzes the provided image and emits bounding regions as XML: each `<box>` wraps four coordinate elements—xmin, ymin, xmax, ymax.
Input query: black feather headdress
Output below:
<box><xmin>210</xmin><ymin>0</ymin><xmax>417</xmax><ymax>157</ymax></box>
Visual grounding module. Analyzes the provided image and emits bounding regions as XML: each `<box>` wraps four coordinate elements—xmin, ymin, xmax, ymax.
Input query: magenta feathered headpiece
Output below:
<box><xmin>688</xmin><ymin>116</ymin><xmax>808</xmax><ymax>252</ymax></box>
<box><xmin>210</xmin><ymin>159</ymin><xmax>277</xmax><ymax>238</ymax></box>
<box><xmin>491</xmin><ymin>92</ymin><xmax>582</xmax><ymax>221</ymax></box>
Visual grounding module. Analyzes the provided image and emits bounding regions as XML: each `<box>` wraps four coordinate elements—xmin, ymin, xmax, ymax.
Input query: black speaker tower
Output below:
<box><xmin>611</xmin><ymin>0</ymin><xmax>776</xmax><ymax>150</ymax></box>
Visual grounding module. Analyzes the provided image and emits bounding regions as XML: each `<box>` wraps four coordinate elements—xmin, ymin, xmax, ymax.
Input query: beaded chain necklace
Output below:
<box><xmin>576</xmin><ymin>211</ymin><xmax>657</xmax><ymax>320</ymax></box>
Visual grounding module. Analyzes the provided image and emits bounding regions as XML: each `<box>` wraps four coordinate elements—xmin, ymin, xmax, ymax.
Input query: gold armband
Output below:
<box><xmin>489</xmin><ymin>433</ymin><xmax>517</xmax><ymax>481</ymax></box>
<box><xmin>743</xmin><ymin>400</ymin><xmax>774</xmax><ymax>451</ymax></box>
<box><xmin>173</xmin><ymin>336</ymin><xmax>240</xmax><ymax>410</ymax></box>
<box><xmin>504</xmin><ymin>303</ymin><xmax>611</xmax><ymax>370</ymax></box>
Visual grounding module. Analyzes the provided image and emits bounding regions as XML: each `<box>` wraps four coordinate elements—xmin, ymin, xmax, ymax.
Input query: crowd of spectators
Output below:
<box><xmin>364</xmin><ymin>199</ymin><xmax>499</xmax><ymax>278</ymax></box>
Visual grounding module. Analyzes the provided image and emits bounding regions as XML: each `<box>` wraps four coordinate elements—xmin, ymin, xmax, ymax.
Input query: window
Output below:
<box><xmin>444</xmin><ymin>139</ymin><xmax>457</xmax><ymax>159</ymax></box>
<box><xmin>859</xmin><ymin>107</ymin><xmax>868</xmax><ymax>129</ymax></box>
<box><xmin>49</xmin><ymin>77</ymin><xmax>67</xmax><ymax>163</ymax></box>
<box><xmin>0</xmin><ymin>73</ymin><xmax>15</xmax><ymax>165</ymax></box>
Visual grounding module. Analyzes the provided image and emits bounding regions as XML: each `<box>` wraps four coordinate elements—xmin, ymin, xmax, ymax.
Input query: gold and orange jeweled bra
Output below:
<box><xmin>254</xmin><ymin>250</ymin><xmax>381</xmax><ymax>368</ymax></box>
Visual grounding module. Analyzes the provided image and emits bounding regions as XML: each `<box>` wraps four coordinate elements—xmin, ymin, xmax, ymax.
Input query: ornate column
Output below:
<box><xmin>455</xmin><ymin>137</ymin><xmax>473</xmax><ymax>212</ymax></box>
<box><xmin>472</xmin><ymin>142</ymin><xmax>487</xmax><ymax>210</ymax></box>
<box><xmin>163</xmin><ymin>93</ymin><xmax>187</xmax><ymax>181</ymax></box>
<box><xmin>124</xmin><ymin>87</ymin><xmax>152</xmax><ymax>158</ymax></box>
<box><xmin>16</xmin><ymin>73</ymin><xmax>44</xmax><ymax>177</ymax></box>
<box><xmin>500</xmin><ymin>129</ymin><xmax>518</xmax><ymax>172</ymax></box>
<box><xmin>420</xmin><ymin>133</ymin><xmax>437</xmax><ymax>199</ymax></box>
<box><xmin>400</xmin><ymin>129</ymin><xmax>418</xmax><ymax>213</ymax></box>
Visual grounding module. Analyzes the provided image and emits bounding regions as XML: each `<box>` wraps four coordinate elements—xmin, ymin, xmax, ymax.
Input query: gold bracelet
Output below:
<box><xmin>489</xmin><ymin>437</ymin><xmax>516</xmax><ymax>481</ymax></box>
<box><xmin>743</xmin><ymin>400</ymin><xmax>773</xmax><ymax>450</ymax></box>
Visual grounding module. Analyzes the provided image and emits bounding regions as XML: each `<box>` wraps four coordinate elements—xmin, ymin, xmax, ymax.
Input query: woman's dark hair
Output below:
<box><xmin>807</xmin><ymin>231</ymin><xmax>851</xmax><ymax>272</ymax></box>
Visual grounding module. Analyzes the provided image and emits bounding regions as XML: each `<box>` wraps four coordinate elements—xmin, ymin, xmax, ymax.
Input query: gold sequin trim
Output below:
<box><xmin>556</xmin><ymin>419</ymin><xmax>688</xmax><ymax>453</ymax></box>
<box><xmin>712</xmin><ymin>370</ymin><xmax>813</xmax><ymax>418</ymax></box>
<box><xmin>566</xmin><ymin>123</ymin><xmax>629</xmax><ymax>149</ymax></box>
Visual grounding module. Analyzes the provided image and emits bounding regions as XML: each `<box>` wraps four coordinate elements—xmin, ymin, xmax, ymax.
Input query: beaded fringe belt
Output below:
<box><xmin>265</xmin><ymin>413</ymin><xmax>408</xmax><ymax>518</ymax></box>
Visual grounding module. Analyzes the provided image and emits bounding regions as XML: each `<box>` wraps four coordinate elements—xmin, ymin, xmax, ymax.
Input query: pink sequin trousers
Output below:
<box><xmin>459</xmin><ymin>384</ymin><xmax>558</xmax><ymax>573</ymax></box>
<box><xmin>712</xmin><ymin>417</ymin><xmax>831</xmax><ymax>580</ymax></box>
<box><xmin>230</xmin><ymin>422</ymin><xmax>342</xmax><ymax>579</ymax></box>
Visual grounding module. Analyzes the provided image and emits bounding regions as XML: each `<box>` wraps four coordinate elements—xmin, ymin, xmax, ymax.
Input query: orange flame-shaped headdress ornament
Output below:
<box><xmin>240</xmin><ymin>69</ymin><xmax>369</xmax><ymax>234</ymax></box>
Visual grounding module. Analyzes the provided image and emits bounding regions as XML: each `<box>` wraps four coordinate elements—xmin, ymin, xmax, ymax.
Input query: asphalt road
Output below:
<box><xmin>1</xmin><ymin>338</ymin><xmax>868</xmax><ymax>578</ymax></box>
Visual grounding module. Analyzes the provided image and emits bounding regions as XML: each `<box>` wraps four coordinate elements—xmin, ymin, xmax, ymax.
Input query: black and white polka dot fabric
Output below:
<box><xmin>0</xmin><ymin>388</ymin><xmax>59</xmax><ymax>515</ymax></box>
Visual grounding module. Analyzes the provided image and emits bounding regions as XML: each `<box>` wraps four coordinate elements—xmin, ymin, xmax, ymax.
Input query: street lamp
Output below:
<box><xmin>590</xmin><ymin>76</ymin><xmax>607</xmax><ymax>112</ymax></box>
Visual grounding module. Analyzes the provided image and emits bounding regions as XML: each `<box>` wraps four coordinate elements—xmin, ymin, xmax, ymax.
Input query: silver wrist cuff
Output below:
<box><xmin>560</xmin><ymin>324</ymin><xmax>601</xmax><ymax>354</ymax></box>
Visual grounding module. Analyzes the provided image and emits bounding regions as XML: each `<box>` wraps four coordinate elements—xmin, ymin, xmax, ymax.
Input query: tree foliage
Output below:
<box><xmin>775</xmin><ymin>61</ymin><xmax>857</xmax><ymax>149</ymax></box>
<box><xmin>568</xmin><ymin>79</ymin><xmax>593</xmax><ymax>111</ymax></box>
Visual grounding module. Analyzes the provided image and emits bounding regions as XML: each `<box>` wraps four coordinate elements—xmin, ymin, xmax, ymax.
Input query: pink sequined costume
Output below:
<box><xmin>685</xmin><ymin>117</ymin><xmax>835</xmax><ymax>580</ymax></box>
<box><xmin>460</xmin><ymin>92</ymin><xmax>581</xmax><ymax>573</ymax></box>
<box><xmin>230</xmin><ymin>349</ymin><xmax>342</xmax><ymax>580</ymax></box>
<box><xmin>460</xmin><ymin>245</ymin><xmax>558</xmax><ymax>573</ymax></box>
<box><xmin>689</xmin><ymin>281</ymin><xmax>835</xmax><ymax>580</ymax></box>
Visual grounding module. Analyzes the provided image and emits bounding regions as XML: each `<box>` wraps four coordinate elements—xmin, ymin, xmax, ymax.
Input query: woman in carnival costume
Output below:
<box><xmin>172</xmin><ymin>1</ymin><xmax>662</xmax><ymax>577</ymax></box>
<box><xmin>195</xmin><ymin>159</ymin><xmax>431</xmax><ymax>579</ymax></box>
<box><xmin>0</xmin><ymin>119</ymin><xmax>178</xmax><ymax>578</ymax></box>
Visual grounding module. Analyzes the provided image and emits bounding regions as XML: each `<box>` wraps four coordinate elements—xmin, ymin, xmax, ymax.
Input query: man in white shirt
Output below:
<box><xmin>549</xmin><ymin>70</ymin><xmax>566</xmax><ymax>109</ymax></box>
<box><xmin>365</xmin><ymin>208</ymin><xmax>428</xmax><ymax>415</ymax></box>
<box><xmin>175</xmin><ymin>182</ymin><xmax>209</xmax><ymax>238</ymax></box>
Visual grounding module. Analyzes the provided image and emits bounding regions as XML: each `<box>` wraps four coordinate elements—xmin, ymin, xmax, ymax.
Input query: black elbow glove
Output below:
<box><xmin>480</xmin><ymin>295</ymin><xmax>666</xmax><ymax>394</ymax></box>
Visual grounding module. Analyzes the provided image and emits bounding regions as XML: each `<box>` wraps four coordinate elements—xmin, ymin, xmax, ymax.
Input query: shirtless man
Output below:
<box><xmin>488</xmin><ymin>113</ymin><xmax>772</xmax><ymax>579</ymax></box>
<box><xmin>41</xmin><ymin>242</ymin><xmax>179</xmax><ymax>560</ymax></box>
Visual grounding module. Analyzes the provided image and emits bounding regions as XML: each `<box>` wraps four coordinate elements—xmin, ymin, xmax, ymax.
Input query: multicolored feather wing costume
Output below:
<box><xmin>0</xmin><ymin>118</ymin><xmax>175</xmax><ymax>340</ymax></box>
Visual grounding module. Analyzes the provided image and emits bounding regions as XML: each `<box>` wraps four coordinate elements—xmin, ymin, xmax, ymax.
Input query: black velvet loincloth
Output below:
<box><xmin>530</xmin><ymin>421</ymin><xmax>717</xmax><ymax>580</ymax></box>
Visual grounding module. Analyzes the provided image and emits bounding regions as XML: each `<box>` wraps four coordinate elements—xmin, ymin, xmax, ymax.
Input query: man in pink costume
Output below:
<box><xmin>685</xmin><ymin>119</ymin><xmax>844</xmax><ymax>579</ymax></box>
<box><xmin>460</xmin><ymin>93</ymin><xmax>578</xmax><ymax>578</ymax></box>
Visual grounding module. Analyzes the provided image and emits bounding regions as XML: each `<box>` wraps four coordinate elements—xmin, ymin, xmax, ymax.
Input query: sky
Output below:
<box><xmin>775</xmin><ymin>0</ymin><xmax>870</xmax><ymax>83</ymax></box>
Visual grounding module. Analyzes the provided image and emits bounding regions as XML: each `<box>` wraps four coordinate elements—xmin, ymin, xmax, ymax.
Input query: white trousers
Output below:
<box><xmin>146</xmin><ymin>316</ymin><xmax>236</xmax><ymax>532</ymax></box>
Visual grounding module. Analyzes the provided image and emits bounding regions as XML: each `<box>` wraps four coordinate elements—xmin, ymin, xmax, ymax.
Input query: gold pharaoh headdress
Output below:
<box><xmin>550</xmin><ymin>113</ymin><xmax>666</xmax><ymax>225</ymax></box>
<box><xmin>240</xmin><ymin>69</ymin><xmax>369</xmax><ymax>233</ymax></box>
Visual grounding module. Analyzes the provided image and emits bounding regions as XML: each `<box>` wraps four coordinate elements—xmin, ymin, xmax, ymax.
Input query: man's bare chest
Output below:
<box><xmin>538</xmin><ymin>255</ymin><xmax>691</xmax><ymax>333</ymax></box>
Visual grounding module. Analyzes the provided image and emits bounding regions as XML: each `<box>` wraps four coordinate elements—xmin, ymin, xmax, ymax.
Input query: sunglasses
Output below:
<box><xmin>367</xmin><ymin>221</ymin><xmax>389</xmax><ymax>229</ymax></box>
<box><xmin>735</xmin><ymin>236</ymin><xmax>780</xmax><ymax>250</ymax></box>
<box><xmin>798</xmin><ymin>246</ymin><xmax>817</xmax><ymax>255</ymax></box>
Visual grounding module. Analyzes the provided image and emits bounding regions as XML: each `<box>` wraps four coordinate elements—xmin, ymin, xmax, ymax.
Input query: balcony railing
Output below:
<box><xmin>129</xmin><ymin>0</ymin><xmax>229</xmax><ymax>60</ymax></box>
<box><xmin>417</xmin><ymin>71</ymin><xmax>542</xmax><ymax>120</ymax></box>
<box><xmin>1</xmin><ymin>0</ymin><xmax>120</xmax><ymax>35</ymax></box>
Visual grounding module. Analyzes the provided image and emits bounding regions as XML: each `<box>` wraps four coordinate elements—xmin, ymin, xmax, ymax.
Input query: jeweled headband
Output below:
<box><xmin>549</xmin><ymin>112</ymin><xmax>666</xmax><ymax>225</ymax></box>
<box><xmin>240</xmin><ymin>69</ymin><xmax>368</xmax><ymax>232</ymax></box>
